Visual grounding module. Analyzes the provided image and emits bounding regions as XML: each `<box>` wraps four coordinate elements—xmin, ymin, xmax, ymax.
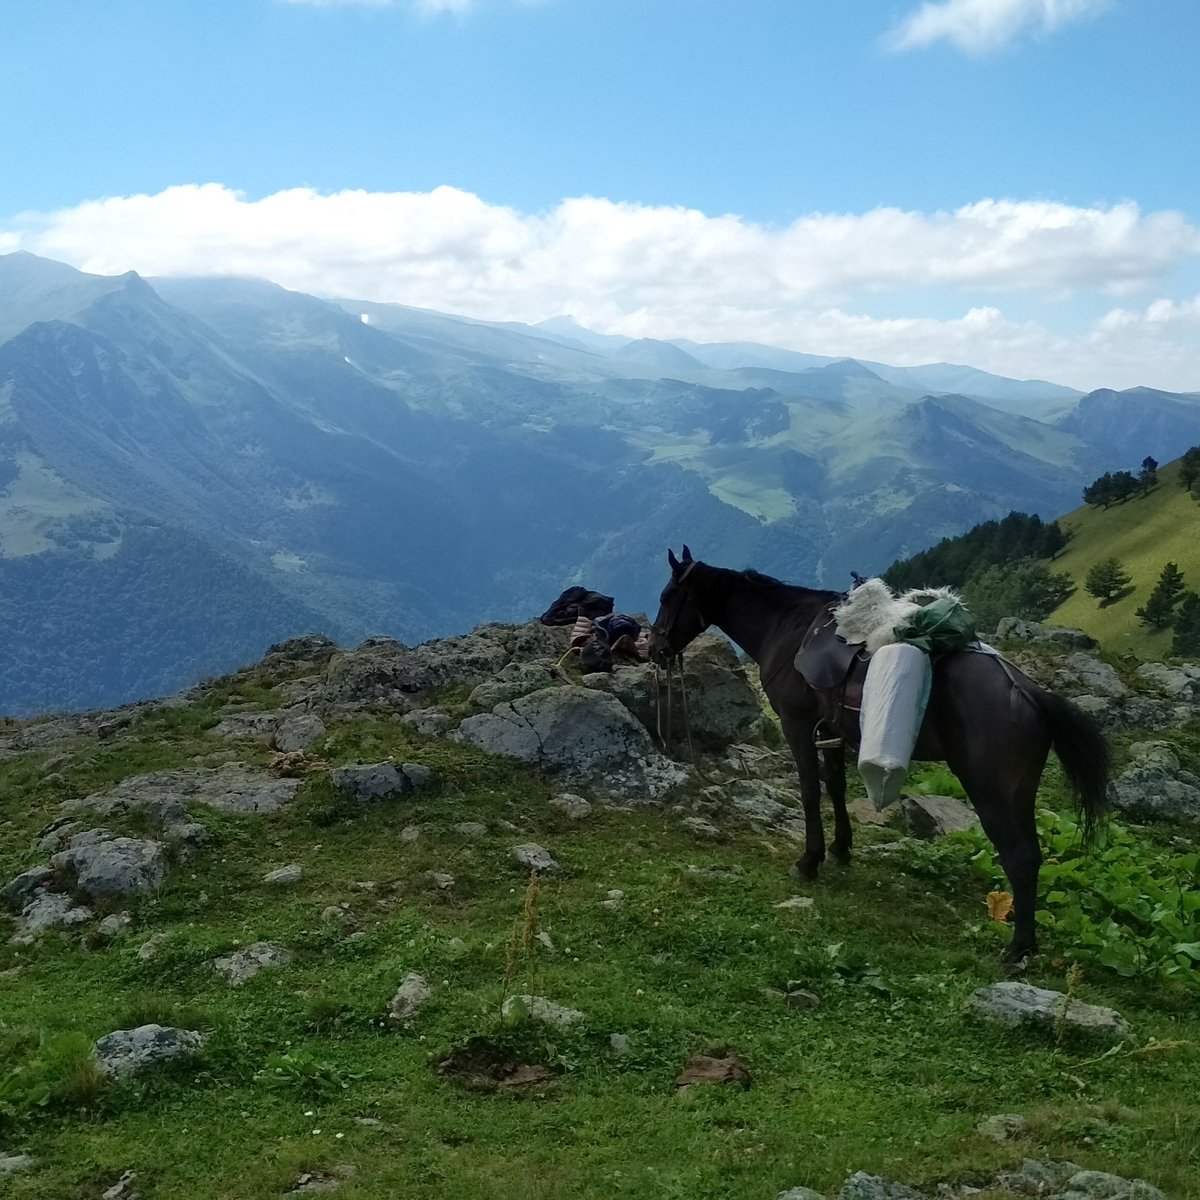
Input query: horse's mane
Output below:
<box><xmin>738</xmin><ymin>567</ymin><xmax>840</xmax><ymax>604</ymax></box>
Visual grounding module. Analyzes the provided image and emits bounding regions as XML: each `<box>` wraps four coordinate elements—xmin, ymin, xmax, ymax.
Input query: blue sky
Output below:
<box><xmin>3</xmin><ymin>0</ymin><xmax>1199</xmax><ymax>389</ymax></box>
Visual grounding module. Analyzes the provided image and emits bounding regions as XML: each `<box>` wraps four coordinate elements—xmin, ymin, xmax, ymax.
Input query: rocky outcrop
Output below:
<box><xmin>994</xmin><ymin>618</ymin><xmax>1097</xmax><ymax>651</ymax></box>
<box><xmin>1109</xmin><ymin>741</ymin><xmax>1200</xmax><ymax>822</ymax></box>
<box><xmin>1136</xmin><ymin>660</ymin><xmax>1200</xmax><ymax>700</ymax></box>
<box><xmin>64</xmin><ymin>764</ymin><xmax>302</xmax><ymax>821</ymax></box>
<box><xmin>453</xmin><ymin>686</ymin><xmax>688</xmax><ymax>798</ymax></box>
<box><xmin>213</xmin><ymin>941</ymin><xmax>292</xmax><ymax>985</ymax></box>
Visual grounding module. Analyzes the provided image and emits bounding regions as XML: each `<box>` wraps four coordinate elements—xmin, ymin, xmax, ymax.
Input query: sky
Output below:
<box><xmin>2</xmin><ymin>0</ymin><xmax>1199</xmax><ymax>391</ymax></box>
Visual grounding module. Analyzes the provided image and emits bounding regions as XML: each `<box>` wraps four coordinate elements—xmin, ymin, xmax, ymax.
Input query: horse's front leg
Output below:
<box><xmin>781</xmin><ymin>714</ymin><xmax>825</xmax><ymax>880</ymax></box>
<box><xmin>822</xmin><ymin>745</ymin><xmax>852</xmax><ymax>865</ymax></box>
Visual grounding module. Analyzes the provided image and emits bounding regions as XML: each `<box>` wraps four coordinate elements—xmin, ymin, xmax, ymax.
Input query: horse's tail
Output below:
<box><xmin>1032</xmin><ymin>689</ymin><xmax>1110</xmax><ymax>847</ymax></box>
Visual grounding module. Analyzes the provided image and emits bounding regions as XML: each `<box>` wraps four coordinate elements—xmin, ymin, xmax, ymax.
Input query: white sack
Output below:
<box><xmin>858</xmin><ymin>642</ymin><xmax>932</xmax><ymax>810</ymax></box>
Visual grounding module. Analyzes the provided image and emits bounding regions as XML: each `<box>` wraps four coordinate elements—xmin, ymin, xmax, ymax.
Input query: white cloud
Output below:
<box><xmin>886</xmin><ymin>0</ymin><xmax>1111</xmax><ymax>55</ymax></box>
<box><xmin>5</xmin><ymin>182</ymin><xmax>1199</xmax><ymax>390</ymax></box>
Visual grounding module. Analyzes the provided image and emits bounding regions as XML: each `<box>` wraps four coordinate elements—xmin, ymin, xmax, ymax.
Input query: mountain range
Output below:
<box><xmin>3</xmin><ymin>250</ymin><xmax>1200</xmax><ymax>713</ymax></box>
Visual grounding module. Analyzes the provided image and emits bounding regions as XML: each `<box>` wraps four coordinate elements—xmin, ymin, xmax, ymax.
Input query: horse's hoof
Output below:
<box><xmin>1000</xmin><ymin>945</ymin><xmax>1036</xmax><ymax>975</ymax></box>
<box><xmin>829</xmin><ymin>846</ymin><xmax>852</xmax><ymax>867</ymax></box>
<box><xmin>790</xmin><ymin>858</ymin><xmax>821</xmax><ymax>882</ymax></box>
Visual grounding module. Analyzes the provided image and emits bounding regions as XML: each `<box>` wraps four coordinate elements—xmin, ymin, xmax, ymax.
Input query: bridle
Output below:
<box><xmin>650</xmin><ymin>560</ymin><xmax>708</xmax><ymax>767</ymax></box>
<box><xmin>651</xmin><ymin>560</ymin><xmax>706</xmax><ymax>662</ymax></box>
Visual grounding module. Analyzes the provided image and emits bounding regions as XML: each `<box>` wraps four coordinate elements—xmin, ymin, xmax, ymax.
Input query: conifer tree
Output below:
<box><xmin>1172</xmin><ymin>591</ymin><xmax>1200</xmax><ymax>658</ymax></box>
<box><xmin>1136</xmin><ymin>562</ymin><xmax>1187</xmax><ymax>630</ymax></box>
<box><xmin>1084</xmin><ymin>557</ymin><xmax>1132</xmax><ymax>604</ymax></box>
<box><xmin>1139</xmin><ymin>455</ymin><xmax>1158</xmax><ymax>493</ymax></box>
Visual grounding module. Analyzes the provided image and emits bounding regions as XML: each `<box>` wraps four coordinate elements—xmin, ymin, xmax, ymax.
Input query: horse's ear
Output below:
<box><xmin>667</xmin><ymin>548</ymin><xmax>680</xmax><ymax>572</ymax></box>
<box><xmin>681</xmin><ymin>544</ymin><xmax>693</xmax><ymax>563</ymax></box>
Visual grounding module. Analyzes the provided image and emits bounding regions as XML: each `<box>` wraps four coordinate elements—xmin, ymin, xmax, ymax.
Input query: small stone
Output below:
<box><xmin>454</xmin><ymin>822</ymin><xmax>488</xmax><ymax>838</ymax></box>
<box><xmin>549</xmin><ymin>792</ymin><xmax>592</xmax><ymax>820</ymax></box>
<box><xmin>137</xmin><ymin>931</ymin><xmax>172</xmax><ymax>960</ymax></box>
<box><xmin>977</xmin><ymin>1113</ymin><xmax>1027</xmax><ymax>1143</ymax></box>
<box><xmin>682</xmin><ymin>864</ymin><xmax>743</xmax><ymax>882</ymax></box>
<box><xmin>900</xmin><ymin>795</ymin><xmax>980</xmax><ymax>839</ymax></box>
<box><xmin>777</xmin><ymin>1189</ymin><xmax>825</xmax><ymax>1200</ymax></box>
<box><xmin>213</xmin><ymin>941</ymin><xmax>292</xmax><ymax>985</ymax></box>
<box><xmin>399</xmin><ymin>824</ymin><xmax>421</xmax><ymax>843</ymax></box>
<box><xmin>521</xmin><ymin>995</ymin><xmax>585</xmax><ymax>1029</ymax></box>
<box><xmin>422</xmin><ymin>871</ymin><xmax>455</xmax><ymax>891</ymax></box>
<box><xmin>98</xmin><ymin>912</ymin><xmax>131</xmax><ymax>937</ymax></box>
<box><xmin>0</xmin><ymin>1154</ymin><xmax>34</xmax><ymax>1176</ymax></box>
<box><xmin>680</xmin><ymin>816</ymin><xmax>720</xmax><ymax>838</ymax></box>
<box><xmin>599</xmin><ymin>889</ymin><xmax>624</xmax><ymax>910</ymax></box>
<box><xmin>535</xmin><ymin>931</ymin><xmax>555</xmax><ymax>953</ymax></box>
<box><xmin>100</xmin><ymin>1170</ymin><xmax>139</xmax><ymax>1200</ymax></box>
<box><xmin>786</xmin><ymin>989</ymin><xmax>821</xmax><ymax>1010</ymax></box>
<box><xmin>263</xmin><ymin>864</ymin><xmax>303</xmax><ymax>885</ymax></box>
<box><xmin>354</xmin><ymin>1116</ymin><xmax>383</xmax><ymax>1127</ymax></box>
<box><xmin>389</xmin><ymin>972</ymin><xmax>433</xmax><ymax>1022</ymax></box>
<box><xmin>93</xmin><ymin>1025</ymin><xmax>205</xmax><ymax>1078</ymax></box>
<box><xmin>511</xmin><ymin>843</ymin><xmax>561</xmax><ymax>874</ymax></box>
<box><xmin>775</xmin><ymin>896</ymin><xmax>816</xmax><ymax>911</ymax></box>
<box><xmin>321</xmin><ymin>905</ymin><xmax>353</xmax><ymax>924</ymax></box>
<box><xmin>609</xmin><ymin>1033</ymin><xmax>631</xmax><ymax>1056</ymax></box>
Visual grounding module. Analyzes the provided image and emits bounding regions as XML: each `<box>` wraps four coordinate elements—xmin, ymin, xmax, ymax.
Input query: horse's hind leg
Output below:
<box><xmin>781</xmin><ymin>714</ymin><xmax>825</xmax><ymax>880</ymax></box>
<box><xmin>822</xmin><ymin>745</ymin><xmax>852</xmax><ymax>865</ymax></box>
<box><xmin>955</xmin><ymin>766</ymin><xmax>1043</xmax><ymax>965</ymax></box>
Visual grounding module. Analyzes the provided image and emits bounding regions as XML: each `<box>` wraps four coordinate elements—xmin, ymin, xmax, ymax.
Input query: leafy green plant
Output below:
<box><xmin>965</xmin><ymin>810</ymin><xmax>1200</xmax><ymax>989</ymax></box>
<box><xmin>0</xmin><ymin>1031</ymin><xmax>106</xmax><ymax>1131</ymax></box>
<box><xmin>253</xmin><ymin>1049</ymin><xmax>362</xmax><ymax>1097</ymax></box>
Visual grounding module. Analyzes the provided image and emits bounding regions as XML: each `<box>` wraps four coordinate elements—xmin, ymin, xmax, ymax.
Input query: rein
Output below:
<box><xmin>651</xmin><ymin>560</ymin><xmax>704</xmax><ymax>767</ymax></box>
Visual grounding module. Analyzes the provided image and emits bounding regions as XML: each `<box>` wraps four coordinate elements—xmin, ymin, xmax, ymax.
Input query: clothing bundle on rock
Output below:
<box><xmin>830</xmin><ymin>578</ymin><xmax>978</xmax><ymax>808</ymax></box>
<box><xmin>541</xmin><ymin>585</ymin><xmax>649</xmax><ymax>673</ymax></box>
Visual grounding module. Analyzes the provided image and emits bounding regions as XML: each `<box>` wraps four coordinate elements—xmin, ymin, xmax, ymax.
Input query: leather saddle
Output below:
<box><xmin>794</xmin><ymin>609</ymin><xmax>870</xmax><ymax>741</ymax></box>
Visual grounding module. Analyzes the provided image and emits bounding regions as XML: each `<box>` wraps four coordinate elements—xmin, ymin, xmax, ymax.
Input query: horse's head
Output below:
<box><xmin>650</xmin><ymin>545</ymin><xmax>709</xmax><ymax>664</ymax></box>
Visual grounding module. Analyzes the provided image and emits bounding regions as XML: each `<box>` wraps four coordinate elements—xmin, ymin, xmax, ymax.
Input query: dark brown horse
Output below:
<box><xmin>649</xmin><ymin>546</ymin><xmax>1109</xmax><ymax>963</ymax></box>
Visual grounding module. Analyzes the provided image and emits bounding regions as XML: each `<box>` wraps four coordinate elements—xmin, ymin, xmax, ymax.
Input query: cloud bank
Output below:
<box><xmin>4</xmin><ymin>182</ymin><xmax>1198</xmax><ymax>391</ymax></box>
<box><xmin>887</xmin><ymin>0</ymin><xmax>1111</xmax><ymax>54</ymax></box>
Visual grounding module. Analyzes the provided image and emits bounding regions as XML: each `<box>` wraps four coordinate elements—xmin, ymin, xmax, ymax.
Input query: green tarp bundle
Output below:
<box><xmin>892</xmin><ymin>596</ymin><xmax>977</xmax><ymax>655</ymax></box>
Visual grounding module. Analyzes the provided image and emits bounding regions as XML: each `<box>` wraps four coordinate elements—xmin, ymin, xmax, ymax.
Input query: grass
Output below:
<box><xmin>1</xmin><ymin>676</ymin><xmax>1198</xmax><ymax>1198</ymax></box>
<box><xmin>1048</xmin><ymin>459</ymin><xmax>1200</xmax><ymax>657</ymax></box>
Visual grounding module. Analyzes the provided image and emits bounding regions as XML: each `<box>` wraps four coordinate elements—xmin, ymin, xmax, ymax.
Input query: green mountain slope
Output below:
<box><xmin>1048</xmin><ymin>458</ymin><xmax>1200</xmax><ymax>655</ymax></box>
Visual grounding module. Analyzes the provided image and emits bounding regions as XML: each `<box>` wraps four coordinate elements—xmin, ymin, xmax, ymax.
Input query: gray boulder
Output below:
<box><xmin>92</xmin><ymin>1024</ymin><xmax>205</xmax><ymax>1078</ymax></box>
<box><xmin>968</xmin><ymin>982</ymin><xmax>1131</xmax><ymax>1041</ymax></box>
<box><xmin>900</xmin><ymin>794</ymin><xmax>980</xmax><ymax>839</ymax></box>
<box><xmin>548</xmin><ymin>792</ymin><xmax>592</xmax><ymax>820</ymax></box>
<box><xmin>1058</xmin><ymin>1169</ymin><xmax>1167</xmax><ymax>1200</ymax></box>
<box><xmin>214</xmin><ymin>941</ymin><xmax>292</xmax><ymax>984</ymax></box>
<box><xmin>1108</xmin><ymin>741</ymin><xmax>1200</xmax><ymax>822</ymax></box>
<box><xmin>777</xmin><ymin>1187</ymin><xmax>825</xmax><ymax>1200</ymax></box>
<box><xmin>263</xmin><ymin>864</ymin><xmax>303</xmax><ymax>885</ymax></box>
<box><xmin>994</xmin><ymin>618</ymin><xmax>1097</xmax><ymax>650</ymax></box>
<box><xmin>0</xmin><ymin>1154</ymin><xmax>34</xmax><ymax>1176</ymax></box>
<box><xmin>453</xmin><ymin>686</ymin><xmax>688</xmax><ymax>798</ymax></box>
<box><xmin>273</xmin><ymin>713</ymin><xmax>327</xmax><ymax>752</ymax></box>
<box><xmin>521</xmin><ymin>995</ymin><xmax>585</xmax><ymax>1029</ymax></box>
<box><xmin>2</xmin><ymin>865</ymin><xmax>53</xmax><ymax>907</ymax></box>
<box><xmin>583</xmin><ymin>632</ymin><xmax>763</xmax><ymax>750</ymax></box>
<box><xmin>401</xmin><ymin>707</ymin><xmax>454</xmax><ymax>736</ymax></box>
<box><xmin>16</xmin><ymin>890</ymin><xmax>93</xmax><ymax>935</ymax></box>
<box><xmin>1058</xmin><ymin>653</ymin><xmax>1128</xmax><ymax>699</ymax></box>
<box><xmin>330</xmin><ymin>761</ymin><xmax>434</xmax><ymax>801</ymax></box>
<box><xmin>510</xmin><ymin>843</ymin><xmax>561</xmax><ymax>874</ymax></box>
<box><xmin>51</xmin><ymin>834</ymin><xmax>167</xmax><ymax>900</ymax></box>
<box><xmin>211</xmin><ymin>710</ymin><xmax>283</xmax><ymax>742</ymax></box>
<box><xmin>389</xmin><ymin>972</ymin><xmax>433</xmax><ymax>1023</ymax></box>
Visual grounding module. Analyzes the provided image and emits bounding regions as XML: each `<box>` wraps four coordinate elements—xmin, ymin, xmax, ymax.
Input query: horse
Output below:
<box><xmin>648</xmin><ymin>546</ymin><xmax>1109</xmax><ymax>963</ymax></box>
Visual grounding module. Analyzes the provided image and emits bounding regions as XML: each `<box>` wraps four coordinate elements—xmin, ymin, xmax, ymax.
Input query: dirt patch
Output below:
<box><xmin>436</xmin><ymin>1037</ymin><xmax>555</xmax><ymax>1093</ymax></box>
